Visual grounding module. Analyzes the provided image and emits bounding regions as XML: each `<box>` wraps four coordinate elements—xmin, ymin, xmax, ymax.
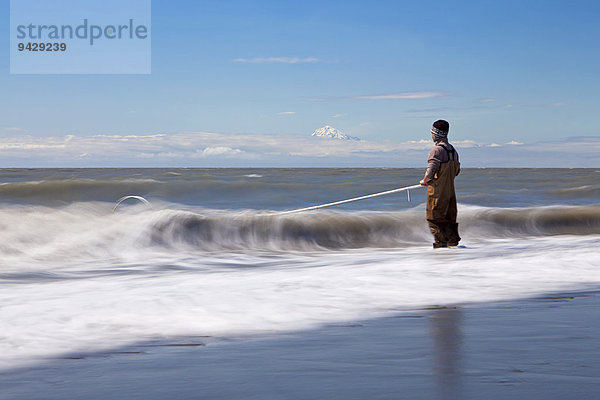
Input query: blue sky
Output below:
<box><xmin>1</xmin><ymin>0</ymin><xmax>599</xmax><ymax>167</ymax></box>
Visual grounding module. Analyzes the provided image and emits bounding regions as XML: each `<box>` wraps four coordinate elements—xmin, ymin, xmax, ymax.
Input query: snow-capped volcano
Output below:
<box><xmin>311</xmin><ymin>125</ymin><xmax>359</xmax><ymax>140</ymax></box>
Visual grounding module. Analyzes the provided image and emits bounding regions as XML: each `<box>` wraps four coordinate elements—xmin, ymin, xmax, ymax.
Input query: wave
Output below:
<box><xmin>550</xmin><ymin>184</ymin><xmax>600</xmax><ymax>198</ymax></box>
<box><xmin>147</xmin><ymin>209</ymin><xmax>429</xmax><ymax>250</ymax></box>
<box><xmin>0</xmin><ymin>204</ymin><xmax>598</xmax><ymax>262</ymax></box>
<box><xmin>2</xmin><ymin>171</ymin><xmax>599</xmax><ymax>210</ymax></box>
<box><xmin>145</xmin><ymin>205</ymin><xmax>600</xmax><ymax>250</ymax></box>
<box><xmin>0</xmin><ymin>179</ymin><xmax>161</xmax><ymax>204</ymax></box>
<box><xmin>0</xmin><ymin>178</ymin><xmax>280</xmax><ymax>205</ymax></box>
<box><xmin>462</xmin><ymin>205</ymin><xmax>600</xmax><ymax>237</ymax></box>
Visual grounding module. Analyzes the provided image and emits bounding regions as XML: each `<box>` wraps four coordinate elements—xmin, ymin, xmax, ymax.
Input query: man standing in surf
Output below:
<box><xmin>420</xmin><ymin>120</ymin><xmax>461</xmax><ymax>248</ymax></box>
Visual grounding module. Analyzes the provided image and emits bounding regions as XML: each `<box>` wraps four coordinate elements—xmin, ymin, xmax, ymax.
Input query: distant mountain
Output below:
<box><xmin>311</xmin><ymin>125</ymin><xmax>360</xmax><ymax>140</ymax></box>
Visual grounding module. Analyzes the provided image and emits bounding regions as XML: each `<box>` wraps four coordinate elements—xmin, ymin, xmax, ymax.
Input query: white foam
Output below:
<box><xmin>1</xmin><ymin>232</ymin><xmax>599</xmax><ymax>370</ymax></box>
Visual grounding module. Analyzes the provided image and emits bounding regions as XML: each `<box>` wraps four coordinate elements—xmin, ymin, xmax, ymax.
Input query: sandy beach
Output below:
<box><xmin>2</xmin><ymin>290</ymin><xmax>598</xmax><ymax>400</ymax></box>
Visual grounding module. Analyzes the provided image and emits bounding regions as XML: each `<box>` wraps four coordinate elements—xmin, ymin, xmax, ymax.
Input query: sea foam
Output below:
<box><xmin>0</xmin><ymin>203</ymin><xmax>599</xmax><ymax>371</ymax></box>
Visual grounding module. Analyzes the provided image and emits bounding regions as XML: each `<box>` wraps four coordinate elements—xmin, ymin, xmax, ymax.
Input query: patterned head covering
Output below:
<box><xmin>431</xmin><ymin>120</ymin><xmax>449</xmax><ymax>141</ymax></box>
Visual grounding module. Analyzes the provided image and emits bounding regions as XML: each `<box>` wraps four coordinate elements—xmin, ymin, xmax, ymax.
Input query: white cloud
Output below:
<box><xmin>198</xmin><ymin>146</ymin><xmax>244</xmax><ymax>158</ymax></box>
<box><xmin>277</xmin><ymin>111</ymin><xmax>296</xmax><ymax>115</ymax></box>
<box><xmin>302</xmin><ymin>91</ymin><xmax>450</xmax><ymax>102</ymax></box>
<box><xmin>354</xmin><ymin>91</ymin><xmax>449</xmax><ymax>100</ymax></box>
<box><xmin>0</xmin><ymin>143</ymin><xmax>66</xmax><ymax>150</ymax></box>
<box><xmin>331</xmin><ymin>113</ymin><xmax>347</xmax><ymax>118</ymax></box>
<box><xmin>234</xmin><ymin>57</ymin><xmax>320</xmax><ymax>64</ymax></box>
<box><xmin>399</xmin><ymin>139</ymin><xmax>432</xmax><ymax>150</ymax></box>
<box><xmin>454</xmin><ymin>140</ymin><xmax>482</xmax><ymax>148</ymax></box>
<box><xmin>94</xmin><ymin>134</ymin><xmax>166</xmax><ymax>140</ymax></box>
<box><xmin>0</xmin><ymin>132</ymin><xmax>597</xmax><ymax>167</ymax></box>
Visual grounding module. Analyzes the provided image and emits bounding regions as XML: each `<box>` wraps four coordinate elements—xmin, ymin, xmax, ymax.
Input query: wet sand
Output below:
<box><xmin>1</xmin><ymin>291</ymin><xmax>599</xmax><ymax>400</ymax></box>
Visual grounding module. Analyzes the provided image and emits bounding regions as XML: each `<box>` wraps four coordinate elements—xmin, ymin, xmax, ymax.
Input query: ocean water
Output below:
<box><xmin>1</xmin><ymin>168</ymin><xmax>599</xmax><ymax>370</ymax></box>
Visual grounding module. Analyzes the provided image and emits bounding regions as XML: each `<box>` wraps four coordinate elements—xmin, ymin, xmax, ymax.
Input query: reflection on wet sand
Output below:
<box><xmin>430</xmin><ymin>307</ymin><xmax>463</xmax><ymax>400</ymax></box>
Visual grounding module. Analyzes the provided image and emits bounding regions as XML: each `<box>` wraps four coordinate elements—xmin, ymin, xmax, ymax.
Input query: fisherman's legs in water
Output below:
<box><xmin>427</xmin><ymin>220</ymin><xmax>460</xmax><ymax>248</ymax></box>
<box><xmin>427</xmin><ymin>219</ymin><xmax>448</xmax><ymax>248</ymax></box>
<box><xmin>427</xmin><ymin>196</ymin><xmax>449</xmax><ymax>248</ymax></box>
<box><xmin>444</xmin><ymin>196</ymin><xmax>460</xmax><ymax>246</ymax></box>
<box><xmin>445</xmin><ymin>222</ymin><xmax>461</xmax><ymax>246</ymax></box>
<box><xmin>427</xmin><ymin>195</ymin><xmax>460</xmax><ymax>248</ymax></box>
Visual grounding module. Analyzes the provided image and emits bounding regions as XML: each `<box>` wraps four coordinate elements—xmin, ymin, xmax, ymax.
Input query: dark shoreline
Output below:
<box><xmin>2</xmin><ymin>291</ymin><xmax>599</xmax><ymax>400</ymax></box>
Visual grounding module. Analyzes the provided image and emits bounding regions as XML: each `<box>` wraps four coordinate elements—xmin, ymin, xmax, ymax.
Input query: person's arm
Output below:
<box><xmin>420</xmin><ymin>147</ymin><xmax>441</xmax><ymax>186</ymax></box>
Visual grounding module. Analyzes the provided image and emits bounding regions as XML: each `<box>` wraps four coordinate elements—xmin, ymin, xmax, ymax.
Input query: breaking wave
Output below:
<box><xmin>145</xmin><ymin>205</ymin><xmax>600</xmax><ymax>250</ymax></box>
<box><xmin>0</xmin><ymin>203</ymin><xmax>598</xmax><ymax>263</ymax></box>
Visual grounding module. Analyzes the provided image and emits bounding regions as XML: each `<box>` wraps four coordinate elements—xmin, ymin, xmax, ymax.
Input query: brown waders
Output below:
<box><xmin>426</xmin><ymin>145</ymin><xmax>461</xmax><ymax>248</ymax></box>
